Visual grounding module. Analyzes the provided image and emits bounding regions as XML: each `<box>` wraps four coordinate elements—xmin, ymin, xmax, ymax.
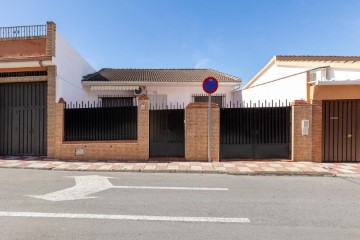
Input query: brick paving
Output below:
<box><xmin>0</xmin><ymin>156</ymin><xmax>359</xmax><ymax>176</ymax></box>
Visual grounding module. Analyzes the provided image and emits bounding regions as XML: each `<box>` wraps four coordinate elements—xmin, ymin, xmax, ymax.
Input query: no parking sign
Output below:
<box><xmin>202</xmin><ymin>77</ymin><xmax>218</xmax><ymax>94</ymax></box>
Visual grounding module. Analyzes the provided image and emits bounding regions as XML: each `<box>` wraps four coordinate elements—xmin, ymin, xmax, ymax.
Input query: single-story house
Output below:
<box><xmin>80</xmin><ymin>68</ymin><xmax>241</xmax><ymax>108</ymax></box>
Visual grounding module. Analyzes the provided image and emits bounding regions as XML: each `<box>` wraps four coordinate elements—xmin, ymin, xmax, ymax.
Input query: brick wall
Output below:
<box><xmin>291</xmin><ymin>100</ymin><xmax>312</xmax><ymax>161</ymax></box>
<box><xmin>54</xmin><ymin>95</ymin><xmax>150</xmax><ymax>161</ymax></box>
<box><xmin>185</xmin><ymin>102</ymin><xmax>219</xmax><ymax>162</ymax></box>
<box><xmin>47</xmin><ymin>65</ymin><xmax>57</xmax><ymax>157</ymax></box>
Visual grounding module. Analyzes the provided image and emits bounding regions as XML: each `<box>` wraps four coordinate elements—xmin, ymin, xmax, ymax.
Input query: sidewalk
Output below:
<box><xmin>1</xmin><ymin>156</ymin><xmax>360</xmax><ymax>176</ymax></box>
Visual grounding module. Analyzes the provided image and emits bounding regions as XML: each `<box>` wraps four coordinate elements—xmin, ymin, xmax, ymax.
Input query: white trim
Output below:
<box><xmin>0</xmin><ymin>60</ymin><xmax>53</xmax><ymax>68</ymax></box>
<box><xmin>315</xmin><ymin>79</ymin><xmax>360</xmax><ymax>85</ymax></box>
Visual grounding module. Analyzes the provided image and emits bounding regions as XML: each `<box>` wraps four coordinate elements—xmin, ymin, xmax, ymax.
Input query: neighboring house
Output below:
<box><xmin>81</xmin><ymin>68</ymin><xmax>241</xmax><ymax>108</ymax></box>
<box><xmin>0</xmin><ymin>22</ymin><xmax>94</xmax><ymax>156</ymax></box>
<box><xmin>237</xmin><ymin>55</ymin><xmax>360</xmax><ymax>163</ymax></box>
<box><xmin>237</xmin><ymin>55</ymin><xmax>360</xmax><ymax>104</ymax></box>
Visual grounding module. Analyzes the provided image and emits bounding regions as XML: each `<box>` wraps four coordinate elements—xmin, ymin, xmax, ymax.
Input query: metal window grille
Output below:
<box><xmin>192</xmin><ymin>94</ymin><xmax>226</xmax><ymax>107</ymax></box>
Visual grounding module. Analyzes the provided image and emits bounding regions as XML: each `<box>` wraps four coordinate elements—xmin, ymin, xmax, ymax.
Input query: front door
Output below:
<box><xmin>0</xmin><ymin>82</ymin><xmax>47</xmax><ymax>155</ymax></box>
<box><xmin>149</xmin><ymin>108</ymin><xmax>185</xmax><ymax>157</ymax></box>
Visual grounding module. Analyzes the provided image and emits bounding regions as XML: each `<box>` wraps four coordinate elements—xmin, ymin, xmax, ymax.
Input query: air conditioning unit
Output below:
<box><xmin>134</xmin><ymin>86</ymin><xmax>146</xmax><ymax>95</ymax></box>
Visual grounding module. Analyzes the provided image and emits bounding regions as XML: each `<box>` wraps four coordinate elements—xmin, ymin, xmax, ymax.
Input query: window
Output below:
<box><xmin>148</xmin><ymin>94</ymin><xmax>167</xmax><ymax>109</ymax></box>
<box><xmin>192</xmin><ymin>94</ymin><xmax>225</xmax><ymax>107</ymax></box>
<box><xmin>101</xmin><ymin>97</ymin><xmax>134</xmax><ymax>107</ymax></box>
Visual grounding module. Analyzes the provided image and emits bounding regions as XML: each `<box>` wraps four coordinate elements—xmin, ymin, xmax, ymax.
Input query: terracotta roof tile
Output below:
<box><xmin>82</xmin><ymin>68</ymin><xmax>241</xmax><ymax>83</ymax></box>
<box><xmin>276</xmin><ymin>55</ymin><xmax>360</xmax><ymax>62</ymax></box>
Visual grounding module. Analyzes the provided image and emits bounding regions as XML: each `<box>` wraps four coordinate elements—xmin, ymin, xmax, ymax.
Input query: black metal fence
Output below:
<box><xmin>0</xmin><ymin>25</ymin><xmax>47</xmax><ymax>38</ymax></box>
<box><xmin>64</xmin><ymin>101</ymin><xmax>138</xmax><ymax>141</ymax></box>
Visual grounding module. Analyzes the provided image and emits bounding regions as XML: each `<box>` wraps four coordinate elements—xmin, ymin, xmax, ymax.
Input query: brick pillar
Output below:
<box><xmin>185</xmin><ymin>102</ymin><xmax>219</xmax><ymax>162</ymax></box>
<box><xmin>291</xmin><ymin>100</ymin><xmax>312</xmax><ymax>161</ymax></box>
<box><xmin>47</xmin><ymin>65</ymin><xmax>57</xmax><ymax>158</ymax></box>
<box><xmin>54</xmin><ymin>98</ymin><xmax>65</xmax><ymax>158</ymax></box>
<box><xmin>46</xmin><ymin>21</ymin><xmax>56</xmax><ymax>56</ymax></box>
<box><xmin>137</xmin><ymin>95</ymin><xmax>150</xmax><ymax>160</ymax></box>
<box><xmin>311</xmin><ymin>100</ymin><xmax>323</xmax><ymax>162</ymax></box>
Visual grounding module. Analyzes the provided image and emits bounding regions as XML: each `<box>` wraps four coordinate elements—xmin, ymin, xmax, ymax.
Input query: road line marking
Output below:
<box><xmin>28</xmin><ymin>175</ymin><xmax>229</xmax><ymax>201</ymax></box>
<box><xmin>0</xmin><ymin>211</ymin><xmax>250</xmax><ymax>223</ymax></box>
<box><xmin>112</xmin><ymin>186</ymin><xmax>229</xmax><ymax>191</ymax></box>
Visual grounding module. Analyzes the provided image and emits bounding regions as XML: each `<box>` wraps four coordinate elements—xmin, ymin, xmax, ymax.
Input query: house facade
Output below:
<box><xmin>238</xmin><ymin>55</ymin><xmax>360</xmax><ymax>104</ymax></box>
<box><xmin>238</xmin><ymin>55</ymin><xmax>360</xmax><ymax>162</ymax></box>
<box><xmin>0</xmin><ymin>22</ymin><xmax>241</xmax><ymax>159</ymax></box>
<box><xmin>80</xmin><ymin>68</ymin><xmax>240</xmax><ymax>108</ymax></box>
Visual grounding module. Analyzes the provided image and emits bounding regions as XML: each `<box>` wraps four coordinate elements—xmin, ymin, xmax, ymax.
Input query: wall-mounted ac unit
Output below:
<box><xmin>134</xmin><ymin>86</ymin><xmax>146</xmax><ymax>95</ymax></box>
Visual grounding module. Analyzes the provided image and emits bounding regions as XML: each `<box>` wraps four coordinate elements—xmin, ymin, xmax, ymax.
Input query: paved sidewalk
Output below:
<box><xmin>1</xmin><ymin>156</ymin><xmax>360</xmax><ymax>176</ymax></box>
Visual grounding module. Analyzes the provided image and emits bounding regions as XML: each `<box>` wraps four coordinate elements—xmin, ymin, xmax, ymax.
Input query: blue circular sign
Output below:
<box><xmin>202</xmin><ymin>77</ymin><xmax>218</xmax><ymax>94</ymax></box>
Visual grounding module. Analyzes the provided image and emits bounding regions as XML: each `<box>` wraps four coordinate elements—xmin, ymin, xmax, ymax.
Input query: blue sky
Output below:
<box><xmin>1</xmin><ymin>0</ymin><xmax>359</xmax><ymax>84</ymax></box>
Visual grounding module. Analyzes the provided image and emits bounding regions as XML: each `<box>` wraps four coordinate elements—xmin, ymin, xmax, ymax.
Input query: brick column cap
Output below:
<box><xmin>291</xmin><ymin>100</ymin><xmax>310</xmax><ymax>106</ymax></box>
<box><xmin>186</xmin><ymin>102</ymin><xmax>219</xmax><ymax>109</ymax></box>
<box><xmin>138</xmin><ymin>95</ymin><xmax>149</xmax><ymax>100</ymax></box>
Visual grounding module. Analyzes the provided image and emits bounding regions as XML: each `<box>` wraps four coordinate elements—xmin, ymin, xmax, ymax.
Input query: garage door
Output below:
<box><xmin>0</xmin><ymin>82</ymin><xmax>47</xmax><ymax>156</ymax></box>
<box><xmin>323</xmin><ymin>100</ymin><xmax>360</xmax><ymax>162</ymax></box>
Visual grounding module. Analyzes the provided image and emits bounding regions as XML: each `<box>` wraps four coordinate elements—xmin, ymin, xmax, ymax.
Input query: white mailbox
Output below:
<box><xmin>302</xmin><ymin>120</ymin><xmax>309</xmax><ymax>136</ymax></box>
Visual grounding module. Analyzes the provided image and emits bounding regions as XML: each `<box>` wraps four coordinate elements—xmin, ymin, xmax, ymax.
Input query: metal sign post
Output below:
<box><xmin>208</xmin><ymin>93</ymin><xmax>212</xmax><ymax>162</ymax></box>
<box><xmin>202</xmin><ymin>77</ymin><xmax>218</xmax><ymax>162</ymax></box>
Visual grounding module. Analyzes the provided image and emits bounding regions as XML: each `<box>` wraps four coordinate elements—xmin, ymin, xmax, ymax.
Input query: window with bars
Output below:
<box><xmin>101</xmin><ymin>97</ymin><xmax>135</xmax><ymax>107</ymax></box>
<box><xmin>192</xmin><ymin>94</ymin><xmax>225</xmax><ymax>107</ymax></box>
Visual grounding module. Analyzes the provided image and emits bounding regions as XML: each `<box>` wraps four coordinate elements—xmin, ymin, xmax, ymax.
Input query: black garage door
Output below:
<box><xmin>220</xmin><ymin>105</ymin><xmax>291</xmax><ymax>160</ymax></box>
<box><xmin>0</xmin><ymin>82</ymin><xmax>47</xmax><ymax>156</ymax></box>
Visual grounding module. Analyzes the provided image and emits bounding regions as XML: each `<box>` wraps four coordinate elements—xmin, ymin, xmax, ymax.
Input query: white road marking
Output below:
<box><xmin>113</xmin><ymin>186</ymin><xmax>229</xmax><ymax>191</ymax></box>
<box><xmin>28</xmin><ymin>175</ymin><xmax>229</xmax><ymax>201</ymax></box>
<box><xmin>0</xmin><ymin>211</ymin><xmax>250</xmax><ymax>223</ymax></box>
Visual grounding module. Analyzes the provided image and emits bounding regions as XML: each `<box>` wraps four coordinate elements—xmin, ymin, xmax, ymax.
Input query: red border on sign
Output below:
<box><xmin>202</xmin><ymin>77</ymin><xmax>219</xmax><ymax>94</ymax></box>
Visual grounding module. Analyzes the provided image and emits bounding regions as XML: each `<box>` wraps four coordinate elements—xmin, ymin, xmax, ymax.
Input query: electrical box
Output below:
<box><xmin>302</xmin><ymin>120</ymin><xmax>309</xmax><ymax>136</ymax></box>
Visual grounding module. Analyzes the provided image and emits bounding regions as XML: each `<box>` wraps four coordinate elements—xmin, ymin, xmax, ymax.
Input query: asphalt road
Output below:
<box><xmin>0</xmin><ymin>168</ymin><xmax>359</xmax><ymax>240</ymax></box>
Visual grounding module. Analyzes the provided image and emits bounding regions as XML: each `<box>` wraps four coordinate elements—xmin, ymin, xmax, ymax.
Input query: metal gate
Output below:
<box><xmin>0</xmin><ymin>82</ymin><xmax>47</xmax><ymax>156</ymax></box>
<box><xmin>323</xmin><ymin>100</ymin><xmax>360</xmax><ymax>162</ymax></box>
<box><xmin>149</xmin><ymin>108</ymin><xmax>185</xmax><ymax>157</ymax></box>
<box><xmin>220</xmin><ymin>105</ymin><xmax>291</xmax><ymax>160</ymax></box>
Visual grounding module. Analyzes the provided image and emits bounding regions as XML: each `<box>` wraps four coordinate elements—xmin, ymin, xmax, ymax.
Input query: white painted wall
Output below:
<box><xmin>240</xmin><ymin>65</ymin><xmax>309</xmax><ymax>104</ymax></box>
<box><xmin>53</xmin><ymin>33</ymin><xmax>96</xmax><ymax>103</ymax></box>
<box><xmin>81</xmin><ymin>83</ymin><xmax>239</xmax><ymax>107</ymax></box>
<box><xmin>328</xmin><ymin>68</ymin><xmax>360</xmax><ymax>81</ymax></box>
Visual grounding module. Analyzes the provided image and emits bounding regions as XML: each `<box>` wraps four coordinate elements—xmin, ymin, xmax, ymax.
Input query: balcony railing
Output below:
<box><xmin>0</xmin><ymin>24</ymin><xmax>47</xmax><ymax>39</ymax></box>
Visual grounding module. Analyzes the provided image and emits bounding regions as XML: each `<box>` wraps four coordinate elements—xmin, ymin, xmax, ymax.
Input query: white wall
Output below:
<box><xmin>241</xmin><ymin>65</ymin><xmax>309</xmax><ymax>104</ymax></box>
<box><xmin>81</xmin><ymin>83</ymin><xmax>238</xmax><ymax>107</ymax></box>
<box><xmin>330</xmin><ymin>68</ymin><xmax>360</xmax><ymax>81</ymax></box>
<box><xmin>53</xmin><ymin>33</ymin><xmax>96</xmax><ymax>103</ymax></box>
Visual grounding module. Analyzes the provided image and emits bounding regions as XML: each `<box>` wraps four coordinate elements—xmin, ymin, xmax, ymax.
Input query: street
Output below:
<box><xmin>0</xmin><ymin>168</ymin><xmax>359</xmax><ymax>240</ymax></box>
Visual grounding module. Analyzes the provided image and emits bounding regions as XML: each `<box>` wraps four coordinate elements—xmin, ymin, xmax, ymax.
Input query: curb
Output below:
<box><xmin>0</xmin><ymin>165</ymin><xmax>334</xmax><ymax>177</ymax></box>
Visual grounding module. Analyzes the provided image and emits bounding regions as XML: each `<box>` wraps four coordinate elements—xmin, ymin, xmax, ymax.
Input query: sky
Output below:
<box><xmin>1</xmin><ymin>0</ymin><xmax>360</xmax><ymax>84</ymax></box>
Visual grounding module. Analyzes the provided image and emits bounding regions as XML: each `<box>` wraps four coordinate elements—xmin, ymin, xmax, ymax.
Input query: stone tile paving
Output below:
<box><xmin>0</xmin><ymin>156</ymin><xmax>360</xmax><ymax>176</ymax></box>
